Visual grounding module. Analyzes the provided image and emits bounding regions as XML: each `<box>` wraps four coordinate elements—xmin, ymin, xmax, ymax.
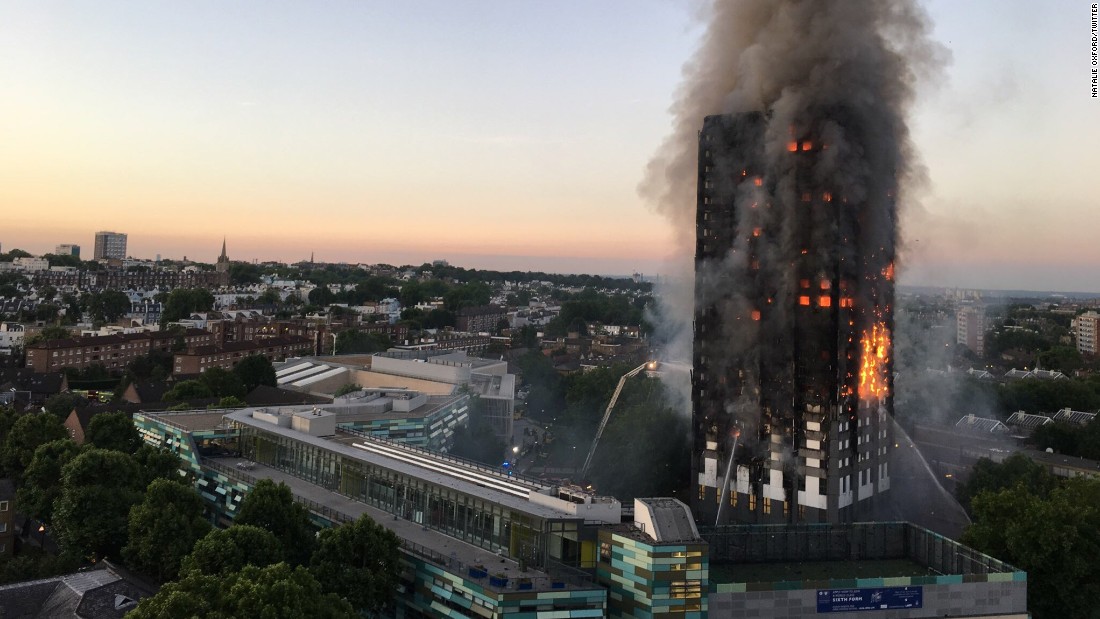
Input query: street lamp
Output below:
<box><xmin>330</xmin><ymin>332</ymin><xmax>338</xmax><ymax>356</ymax></box>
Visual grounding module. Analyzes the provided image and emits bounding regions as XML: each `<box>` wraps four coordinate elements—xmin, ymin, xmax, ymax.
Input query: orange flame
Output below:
<box><xmin>883</xmin><ymin>262</ymin><xmax>895</xmax><ymax>281</ymax></box>
<box><xmin>858</xmin><ymin>322</ymin><xmax>890</xmax><ymax>402</ymax></box>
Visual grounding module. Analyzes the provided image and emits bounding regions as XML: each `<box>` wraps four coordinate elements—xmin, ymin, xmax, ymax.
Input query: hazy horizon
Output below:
<box><xmin>3</xmin><ymin>1</ymin><xmax>1096</xmax><ymax>292</ymax></box>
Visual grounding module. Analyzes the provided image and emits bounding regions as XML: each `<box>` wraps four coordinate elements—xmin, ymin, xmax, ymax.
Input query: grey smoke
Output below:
<box><xmin>642</xmin><ymin>0</ymin><xmax>948</xmax><ymax>417</ymax></box>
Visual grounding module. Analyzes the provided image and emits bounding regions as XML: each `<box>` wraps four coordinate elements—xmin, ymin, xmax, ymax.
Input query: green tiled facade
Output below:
<box><xmin>133</xmin><ymin>411</ymin><xmax>250</xmax><ymax>523</ymax></box>
<box><xmin>597</xmin><ymin>530</ymin><xmax>709</xmax><ymax>618</ymax></box>
<box><xmin>337</xmin><ymin>396</ymin><xmax>469</xmax><ymax>450</ymax></box>
<box><xmin>399</xmin><ymin>555</ymin><xmax>607</xmax><ymax>618</ymax></box>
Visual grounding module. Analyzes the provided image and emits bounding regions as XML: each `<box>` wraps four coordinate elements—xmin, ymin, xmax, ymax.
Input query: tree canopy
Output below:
<box><xmin>334</xmin><ymin>329</ymin><xmax>392</xmax><ymax>355</ymax></box>
<box><xmin>160</xmin><ymin>288</ymin><xmax>215</xmax><ymax>326</ymax></box>
<box><xmin>84</xmin><ymin>290</ymin><xmax>132</xmax><ymax>323</ymax></box>
<box><xmin>43</xmin><ymin>392</ymin><xmax>89</xmax><ymax>420</ymax></box>
<box><xmin>234</xmin><ymin>354</ymin><xmax>277</xmax><ymax>392</ymax></box>
<box><xmin>198</xmin><ymin>367</ymin><xmax>247</xmax><ymax>399</ymax></box>
<box><xmin>310</xmin><ymin>514</ymin><xmax>401</xmax><ymax>613</ymax></box>
<box><xmin>162</xmin><ymin>379</ymin><xmax>214</xmax><ymax>402</ymax></box>
<box><xmin>15</xmin><ymin>438</ymin><xmax>81</xmax><ymax>524</ymax></box>
<box><xmin>54</xmin><ymin>448</ymin><xmax>147</xmax><ymax>559</ymax></box>
<box><xmin>963</xmin><ymin>476</ymin><xmax>1100</xmax><ymax>619</ymax></box>
<box><xmin>123</xmin><ymin>479</ymin><xmax>211</xmax><ymax>582</ymax></box>
<box><xmin>0</xmin><ymin>412</ymin><xmax>68</xmax><ymax>479</ymax></box>
<box><xmin>956</xmin><ymin>453</ymin><xmax>1055</xmax><ymax>513</ymax></box>
<box><xmin>234</xmin><ymin>479</ymin><xmax>316</xmax><ymax>566</ymax></box>
<box><xmin>86</xmin><ymin>411</ymin><xmax>142</xmax><ymax>454</ymax></box>
<box><xmin>127</xmin><ymin>563</ymin><xmax>355</xmax><ymax>619</ymax></box>
<box><xmin>181</xmin><ymin>525</ymin><xmax>284</xmax><ymax>577</ymax></box>
<box><xmin>587</xmin><ymin>376</ymin><xmax>690</xmax><ymax>500</ymax></box>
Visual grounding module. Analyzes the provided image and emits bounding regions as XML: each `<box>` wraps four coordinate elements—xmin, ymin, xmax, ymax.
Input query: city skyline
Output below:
<box><xmin>2</xmin><ymin>1</ymin><xmax>1097</xmax><ymax>290</ymax></box>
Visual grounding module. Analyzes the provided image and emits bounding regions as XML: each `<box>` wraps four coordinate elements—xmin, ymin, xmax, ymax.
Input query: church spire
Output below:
<box><xmin>216</xmin><ymin>237</ymin><xmax>230</xmax><ymax>273</ymax></box>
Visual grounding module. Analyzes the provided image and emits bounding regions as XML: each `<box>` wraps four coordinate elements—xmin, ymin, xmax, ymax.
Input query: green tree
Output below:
<box><xmin>38</xmin><ymin>284</ymin><xmax>58</xmax><ymax>301</ymax></box>
<box><xmin>123</xmin><ymin>479</ymin><xmax>212</xmax><ymax>582</ymax></box>
<box><xmin>442</xmin><ymin>281</ymin><xmax>491</xmax><ymax>312</ymax></box>
<box><xmin>24</xmin><ymin>325</ymin><xmax>73</xmax><ymax>345</ymax></box>
<box><xmin>160</xmin><ymin>288</ymin><xmax>215</xmax><ymax>326</ymax></box>
<box><xmin>310</xmin><ymin>514</ymin><xmax>401</xmax><ymax>613</ymax></box>
<box><xmin>308</xmin><ymin>286</ymin><xmax>336</xmax><ymax>306</ymax></box>
<box><xmin>127</xmin><ymin>563</ymin><xmax>355</xmax><ymax>619</ymax></box>
<box><xmin>588</xmin><ymin>377</ymin><xmax>690</xmax><ymax>500</ymax></box>
<box><xmin>0</xmin><ymin>407</ymin><xmax>18</xmax><ymax>441</ymax></box>
<box><xmin>43</xmin><ymin>392</ymin><xmax>89</xmax><ymax>420</ymax></box>
<box><xmin>85</xmin><ymin>289</ymin><xmax>132</xmax><ymax>322</ymax></box>
<box><xmin>125</xmin><ymin>349</ymin><xmax>174</xmax><ymax>381</ymax></box>
<box><xmin>85</xmin><ymin>411</ymin><xmax>142</xmax><ymax>453</ymax></box>
<box><xmin>54</xmin><ymin>448</ymin><xmax>146</xmax><ymax>559</ymax></box>
<box><xmin>16</xmin><ymin>439</ymin><xmax>81</xmax><ymax>523</ymax></box>
<box><xmin>962</xmin><ymin>477</ymin><xmax>1100</xmax><ymax>619</ymax></box>
<box><xmin>956</xmin><ymin>453</ymin><xmax>1056</xmax><ymax>513</ymax></box>
<box><xmin>198</xmin><ymin>367</ymin><xmax>247</xmax><ymax>399</ymax></box>
<box><xmin>134</xmin><ymin>444</ymin><xmax>184</xmax><ymax>487</ymax></box>
<box><xmin>0</xmin><ymin>546</ymin><xmax>86</xmax><ymax>585</ymax></box>
<box><xmin>398</xmin><ymin>281</ymin><xmax>424</xmax><ymax>307</ymax></box>
<box><xmin>181</xmin><ymin>525</ymin><xmax>284</xmax><ymax>576</ymax></box>
<box><xmin>257</xmin><ymin>288</ymin><xmax>283</xmax><ymax>306</ymax></box>
<box><xmin>335</xmin><ymin>329</ymin><xmax>392</xmax><ymax>355</ymax></box>
<box><xmin>233</xmin><ymin>354</ymin><xmax>277</xmax><ymax>392</ymax></box>
<box><xmin>235</xmin><ymin>479</ymin><xmax>316</xmax><ymax>566</ymax></box>
<box><xmin>217</xmin><ymin>395</ymin><xmax>247</xmax><ymax>408</ymax></box>
<box><xmin>228</xmin><ymin>262</ymin><xmax>263</xmax><ymax>285</ymax></box>
<box><xmin>0</xmin><ymin>412</ymin><xmax>68</xmax><ymax>478</ymax></box>
<box><xmin>35</xmin><ymin>303</ymin><xmax>60</xmax><ymax>323</ymax></box>
<box><xmin>163</xmin><ymin>379</ymin><xmax>214</xmax><ymax>402</ymax></box>
<box><xmin>0</xmin><ymin>248</ymin><xmax>31</xmax><ymax>260</ymax></box>
<box><xmin>42</xmin><ymin>253</ymin><xmax>81</xmax><ymax>268</ymax></box>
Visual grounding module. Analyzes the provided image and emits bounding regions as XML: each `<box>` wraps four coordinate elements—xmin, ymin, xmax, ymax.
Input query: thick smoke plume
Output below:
<box><xmin>643</xmin><ymin>0</ymin><xmax>946</xmax><ymax>414</ymax></box>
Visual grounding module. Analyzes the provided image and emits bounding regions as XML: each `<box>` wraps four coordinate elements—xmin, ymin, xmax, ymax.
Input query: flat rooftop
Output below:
<box><xmin>207</xmin><ymin>457</ymin><xmax>594</xmax><ymax>593</ymax></box>
<box><xmin>142</xmin><ymin>410</ymin><xmax>237</xmax><ymax>432</ymax></box>
<box><xmin>326</xmin><ymin>393</ymin><xmax>466</xmax><ymax>421</ymax></box>
<box><xmin>376</xmin><ymin>349</ymin><xmax>503</xmax><ymax>370</ymax></box>
<box><xmin>144</xmin><ymin>407</ymin><xmax>618</xmax><ymax>523</ymax></box>
<box><xmin>710</xmin><ymin>558</ymin><xmax>933</xmax><ymax>585</ymax></box>
<box><xmin>154</xmin><ymin>407</ymin><xmax>610</xmax><ymax>523</ymax></box>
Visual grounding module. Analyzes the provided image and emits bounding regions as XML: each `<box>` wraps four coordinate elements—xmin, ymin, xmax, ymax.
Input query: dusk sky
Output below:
<box><xmin>1</xmin><ymin>1</ymin><xmax>1097</xmax><ymax>291</ymax></box>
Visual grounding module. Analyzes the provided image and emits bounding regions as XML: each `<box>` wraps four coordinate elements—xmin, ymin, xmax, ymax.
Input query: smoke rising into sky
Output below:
<box><xmin>642</xmin><ymin>0</ymin><xmax>948</xmax><ymax>409</ymax></box>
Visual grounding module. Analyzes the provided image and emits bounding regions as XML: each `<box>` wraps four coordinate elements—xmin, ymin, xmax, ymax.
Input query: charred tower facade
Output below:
<box><xmin>692</xmin><ymin>112</ymin><xmax>895</xmax><ymax>525</ymax></box>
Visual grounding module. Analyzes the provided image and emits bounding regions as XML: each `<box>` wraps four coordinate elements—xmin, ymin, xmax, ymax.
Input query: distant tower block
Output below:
<box><xmin>691</xmin><ymin>113</ymin><xmax>895</xmax><ymax>526</ymax></box>
<box><xmin>93</xmin><ymin>231</ymin><xmax>127</xmax><ymax>260</ymax></box>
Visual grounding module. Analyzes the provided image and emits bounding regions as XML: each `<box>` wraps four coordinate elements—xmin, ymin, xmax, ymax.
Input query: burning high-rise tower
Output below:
<box><xmin>691</xmin><ymin>108</ymin><xmax>896</xmax><ymax>525</ymax></box>
<box><xmin>639</xmin><ymin>0</ymin><xmax>942</xmax><ymax>526</ymax></box>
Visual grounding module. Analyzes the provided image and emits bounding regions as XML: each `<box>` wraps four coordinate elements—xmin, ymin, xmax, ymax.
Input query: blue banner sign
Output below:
<box><xmin>816</xmin><ymin>586</ymin><xmax>923</xmax><ymax>613</ymax></box>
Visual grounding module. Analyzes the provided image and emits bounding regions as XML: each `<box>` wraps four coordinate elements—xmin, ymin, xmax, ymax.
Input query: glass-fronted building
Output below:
<box><xmin>134</xmin><ymin>406</ymin><xmax>621</xmax><ymax>617</ymax></box>
<box><xmin>226</xmin><ymin>407</ymin><xmax>619</xmax><ymax>568</ymax></box>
